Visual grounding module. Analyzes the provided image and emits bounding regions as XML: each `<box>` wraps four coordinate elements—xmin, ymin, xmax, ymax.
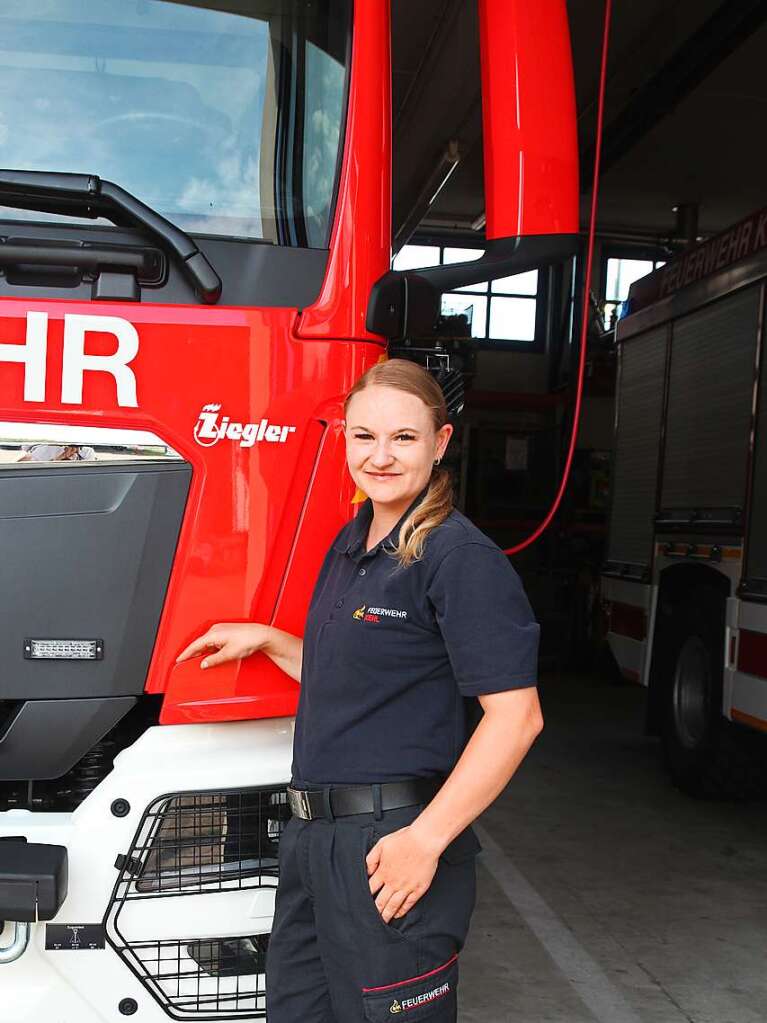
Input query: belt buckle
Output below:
<box><xmin>287</xmin><ymin>787</ymin><xmax>313</xmax><ymax>820</ymax></box>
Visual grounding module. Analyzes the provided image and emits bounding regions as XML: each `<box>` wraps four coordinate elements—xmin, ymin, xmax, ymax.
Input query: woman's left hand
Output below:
<box><xmin>365</xmin><ymin>826</ymin><xmax>440</xmax><ymax>922</ymax></box>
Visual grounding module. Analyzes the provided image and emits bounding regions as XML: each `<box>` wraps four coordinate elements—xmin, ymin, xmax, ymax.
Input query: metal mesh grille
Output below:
<box><xmin>115</xmin><ymin>788</ymin><xmax>288</xmax><ymax>900</ymax></box>
<box><xmin>118</xmin><ymin>936</ymin><xmax>269</xmax><ymax>1019</ymax></box>
<box><xmin>106</xmin><ymin>785</ymin><xmax>288</xmax><ymax>1019</ymax></box>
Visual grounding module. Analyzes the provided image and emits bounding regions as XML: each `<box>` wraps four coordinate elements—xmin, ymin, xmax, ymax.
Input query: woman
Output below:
<box><xmin>176</xmin><ymin>359</ymin><xmax>543</xmax><ymax>1022</ymax></box>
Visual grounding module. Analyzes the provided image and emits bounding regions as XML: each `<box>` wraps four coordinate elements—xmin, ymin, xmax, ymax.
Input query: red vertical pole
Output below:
<box><xmin>478</xmin><ymin>0</ymin><xmax>579</xmax><ymax>241</ymax></box>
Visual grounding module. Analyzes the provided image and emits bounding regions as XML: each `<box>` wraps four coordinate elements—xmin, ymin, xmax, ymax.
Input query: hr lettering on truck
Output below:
<box><xmin>0</xmin><ymin>312</ymin><xmax>139</xmax><ymax>406</ymax></box>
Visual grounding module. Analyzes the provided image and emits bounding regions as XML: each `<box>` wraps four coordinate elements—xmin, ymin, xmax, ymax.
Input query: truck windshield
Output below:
<box><xmin>0</xmin><ymin>0</ymin><xmax>351</xmax><ymax>246</ymax></box>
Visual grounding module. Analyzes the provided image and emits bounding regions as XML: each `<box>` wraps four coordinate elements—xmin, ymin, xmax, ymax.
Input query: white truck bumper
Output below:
<box><xmin>0</xmin><ymin>718</ymin><xmax>294</xmax><ymax>1022</ymax></box>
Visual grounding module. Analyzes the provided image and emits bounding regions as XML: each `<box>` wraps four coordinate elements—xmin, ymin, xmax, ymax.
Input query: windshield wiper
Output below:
<box><xmin>0</xmin><ymin>170</ymin><xmax>222</xmax><ymax>304</ymax></box>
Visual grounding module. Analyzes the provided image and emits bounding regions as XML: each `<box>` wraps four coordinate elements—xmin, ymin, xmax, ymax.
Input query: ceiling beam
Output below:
<box><xmin>393</xmin><ymin>0</ymin><xmax>466</xmax><ymax>144</ymax></box>
<box><xmin>583</xmin><ymin>0</ymin><xmax>767</xmax><ymax>182</ymax></box>
<box><xmin>392</xmin><ymin>0</ymin><xmax>482</xmax><ymax>245</ymax></box>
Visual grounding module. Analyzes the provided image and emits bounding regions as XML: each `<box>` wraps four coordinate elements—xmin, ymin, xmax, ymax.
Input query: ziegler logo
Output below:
<box><xmin>353</xmin><ymin>605</ymin><xmax>408</xmax><ymax>623</ymax></box>
<box><xmin>194</xmin><ymin>404</ymin><xmax>297</xmax><ymax>448</ymax></box>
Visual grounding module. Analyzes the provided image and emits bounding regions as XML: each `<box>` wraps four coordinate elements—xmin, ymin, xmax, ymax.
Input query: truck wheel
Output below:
<box><xmin>661</xmin><ymin>592</ymin><xmax>767</xmax><ymax>799</ymax></box>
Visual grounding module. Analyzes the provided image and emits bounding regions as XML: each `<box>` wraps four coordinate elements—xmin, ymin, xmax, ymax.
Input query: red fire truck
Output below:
<box><xmin>602</xmin><ymin>207</ymin><xmax>767</xmax><ymax>800</ymax></box>
<box><xmin>0</xmin><ymin>2</ymin><xmax>577</xmax><ymax>1019</ymax></box>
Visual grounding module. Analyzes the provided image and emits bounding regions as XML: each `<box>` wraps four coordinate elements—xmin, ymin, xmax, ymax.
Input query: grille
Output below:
<box><xmin>118</xmin><ymin>936</ymin><xmax>269</xmax><ymax>1019</ymax></box>
<box><xmin>115</xmin><ymin>788</ymin><xmax>287</xmax><ymax>900</ymax></box>
<box><xmin>106</xmin><ymin>785</ymin><xmax>289</xmax><ymax>1019</ymax></box>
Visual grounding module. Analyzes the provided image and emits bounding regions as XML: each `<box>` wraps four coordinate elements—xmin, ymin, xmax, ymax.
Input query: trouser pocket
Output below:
<box><xmin>358</xmin><ymin>822</ymin><xmax>421</xmax><ymax>942</ymax></box>
<box><xmin>362</xmin><ymin>954</ymin><xmax>458</xmax><ymax>1022</ymax></box>
<box><xmin>357</xmin><ymin>808</ymin><xmax>480</xmax><ymax>949</ymax></box>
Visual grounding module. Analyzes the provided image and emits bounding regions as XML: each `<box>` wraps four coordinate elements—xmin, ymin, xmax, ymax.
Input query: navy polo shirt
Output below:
<box><xmin>291</xmin><ymin>489</ymin><xmax>540</xmax><ymax>786</ymax></box>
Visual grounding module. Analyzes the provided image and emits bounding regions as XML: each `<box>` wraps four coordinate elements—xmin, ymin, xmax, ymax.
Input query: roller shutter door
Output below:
<box><xmin>661</xmin><ymin>287</ymin><xmax>759</xmax><ymax>515</ymax></box>
<box><xmin>745</xmin><ymin>288</ymin><xmax>767</xmax><ymax>587</ymax></box>
<box><xmin>607</xmin><ymin>328</ymin><xmax>667</xmax><ymax>570</ymax></box>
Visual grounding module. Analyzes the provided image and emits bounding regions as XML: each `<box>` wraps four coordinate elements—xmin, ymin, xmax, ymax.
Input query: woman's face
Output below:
<box><xmin>344</xmin><ymin>385</ymin><xmax>452</xmax><ymax>511</ymax></box>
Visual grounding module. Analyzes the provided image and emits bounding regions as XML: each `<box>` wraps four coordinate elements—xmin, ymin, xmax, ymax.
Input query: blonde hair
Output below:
<box><xmin>344</xmin><ymin>359</ymin><xmax>453</xmax><ymax>567</ymax></box>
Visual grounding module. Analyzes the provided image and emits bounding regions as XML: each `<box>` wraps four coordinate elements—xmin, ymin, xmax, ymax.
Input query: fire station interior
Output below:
<box><xmin>390</xmin><ymin>2</ymin><xmax>767</xmax><ymax>1020</ymax></box>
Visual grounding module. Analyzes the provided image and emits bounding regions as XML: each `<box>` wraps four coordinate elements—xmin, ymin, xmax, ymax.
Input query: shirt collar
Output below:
<box><xmin>333</xmin><ymin>483</ymin><xmax>432</xmax><ymax>562</ymax></box>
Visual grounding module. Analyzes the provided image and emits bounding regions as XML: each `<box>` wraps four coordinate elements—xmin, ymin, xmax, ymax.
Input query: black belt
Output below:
<box><xmin>286</xmin><ymin>778</ymin><xmax>443</xmax><ymax>821</ymax></box>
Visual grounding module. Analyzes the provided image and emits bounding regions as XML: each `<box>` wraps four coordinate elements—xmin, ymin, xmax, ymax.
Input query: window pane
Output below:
<box><xmin>0</xmin><ymin>0</ymin><xmax>352</xmax><ymax>241</ymax></box>
<box><xmin>488</xmin><ymin>296</ymin><xmax>536</xmax><ymax>341</ymax></box>
<box><xmin>605</xmin><ymin>258</ymin><xmax>654</xmax><ymax>301</ymax></box>
<box><xmin>442</xmin><ymin>246</ymin><xmax>486</xmax><ymax>292</ymax></box>
<box><xmin>303</xmin><ymin>39</ymin><xmax>346</xmax><ymax>247</ymax></box>
<box><xmin>491</xmin><ymin>268</ymin><xmax>538</xmax><ymax>295</ymax></box>
<box><xmin>392</xmin><ymin>244</ymin><xmax>440</xmax><ymax>271</ymax></box>
<box><xmin>443</xmin><ymin>247</ymin><xmax>483</xmax><ymax>263</ymax></box>
<box><xmin>441</xmin><ymin>294</ymin><xmax>487</xmax><ymax>338</ymax></box>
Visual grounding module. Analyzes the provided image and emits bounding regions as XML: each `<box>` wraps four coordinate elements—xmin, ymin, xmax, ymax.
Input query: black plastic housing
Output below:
<box><xmin>0</xmin><ymin>461</ymin><xmax>191</xmax><ymax>781</ymax></box>
<box><xmin>0</xmin><ymin>841</ymin><xmax>68</xmax><ymax>921</ymax></box>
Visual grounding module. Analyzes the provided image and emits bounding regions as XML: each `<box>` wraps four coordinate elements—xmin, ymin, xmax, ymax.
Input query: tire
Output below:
<box><xmin>660</xmin><ymin>588</ymin><xmax>767</xmax><ymax>800</ymax></box>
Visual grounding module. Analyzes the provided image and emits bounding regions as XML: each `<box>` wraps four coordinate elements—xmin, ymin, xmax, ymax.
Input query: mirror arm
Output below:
<box><xmin>366</xmin><ymin>232</ymin><xmax>579</xmax><ymax>340</ymax></box>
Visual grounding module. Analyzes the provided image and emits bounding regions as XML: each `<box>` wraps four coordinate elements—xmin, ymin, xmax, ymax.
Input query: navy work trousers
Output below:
<box><xmin>265</xmin><ymin>799</ymin><xmax>481</xmax><ymax>1022</ymax></box>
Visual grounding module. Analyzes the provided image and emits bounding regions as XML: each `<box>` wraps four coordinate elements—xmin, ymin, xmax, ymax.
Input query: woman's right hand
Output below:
<box><xmin>175</xmin><ymin>622</ymin><xmax>272</xmax><ymax>670</ymax></box>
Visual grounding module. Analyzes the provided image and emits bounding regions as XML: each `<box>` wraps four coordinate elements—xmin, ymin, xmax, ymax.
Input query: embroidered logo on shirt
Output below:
<box><xmin>352</xmin><ymin>605</ymin><xmax>408</xmax><ymax>623</ymax></box>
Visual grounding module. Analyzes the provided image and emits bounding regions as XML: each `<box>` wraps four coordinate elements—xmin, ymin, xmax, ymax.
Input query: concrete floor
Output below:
<box><xmin>460</xmin><ymin>670</ymin><xmax>767</xmax><ymax>1023</ymax></box>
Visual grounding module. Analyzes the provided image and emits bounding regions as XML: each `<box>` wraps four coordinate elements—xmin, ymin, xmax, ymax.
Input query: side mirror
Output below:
<box><xmin>367</xmin><ymin>0</ymin><xmax>579</xmax><ymax>340</ymax></box>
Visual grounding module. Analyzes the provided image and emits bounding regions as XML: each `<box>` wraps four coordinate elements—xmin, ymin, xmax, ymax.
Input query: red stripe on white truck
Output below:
<box><xmin>737</xmin><ymin>629</ymin><xmax>767</xmax><ymax>679</ymax></box>
<box><xmin>604</xmin><ymin>601</ymin><xmax>647</xmax><ymax>641</ymax></box>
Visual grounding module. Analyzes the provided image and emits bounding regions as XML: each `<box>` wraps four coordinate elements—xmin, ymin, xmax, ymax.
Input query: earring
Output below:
<box><xmin>434</xmin><ymin>457</ymin><xmax>441</xmax><ymax>466</ymax></box>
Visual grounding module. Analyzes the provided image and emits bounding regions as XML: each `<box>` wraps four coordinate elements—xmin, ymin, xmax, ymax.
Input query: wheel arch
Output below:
<box><xmin>645</xmin><ymin>562</ymin><xmax>730</xmax><ymax>735</ymax></box>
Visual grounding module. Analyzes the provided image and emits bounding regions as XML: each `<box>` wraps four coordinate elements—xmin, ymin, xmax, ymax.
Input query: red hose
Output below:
<box><xmin>503</xmin><ymin>0</ymin><xmax>613</xmax><ymax>556</ymax></box>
